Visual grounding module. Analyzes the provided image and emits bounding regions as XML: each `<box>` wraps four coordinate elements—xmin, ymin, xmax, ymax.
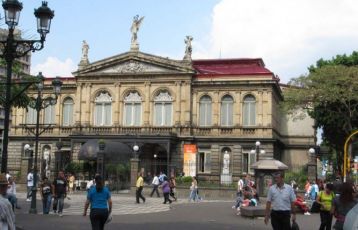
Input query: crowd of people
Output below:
<box><xmin>232</xmin><ymin>174</ymin><xmax>259</xmax><ymax>215</ymax></box>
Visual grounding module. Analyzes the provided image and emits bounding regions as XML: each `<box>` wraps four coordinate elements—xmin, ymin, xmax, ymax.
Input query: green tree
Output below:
<box><xmin>282</xmin><ymin>51</ymin><xmax>358</xmax><ymax>174</ymax></box>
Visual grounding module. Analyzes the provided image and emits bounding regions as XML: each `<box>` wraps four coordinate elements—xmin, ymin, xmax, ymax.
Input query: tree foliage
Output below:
<box><xmin>282</xmin><ymin>51</ymin><xmax>358</xmax><ymax>173</ymax></box>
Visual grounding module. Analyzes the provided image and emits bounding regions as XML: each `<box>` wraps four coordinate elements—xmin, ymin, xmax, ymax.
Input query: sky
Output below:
<box><xmin>10</xmin><ymin>0</ymin><xmax>358</xmax><ymax>84</ymax></box>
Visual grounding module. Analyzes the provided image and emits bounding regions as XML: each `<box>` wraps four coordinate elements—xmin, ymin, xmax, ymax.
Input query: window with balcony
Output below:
<box><xmin>243</xmin><ymin>95</ymin><xmax>256</xmax><ymax>126</ymax></box>
<box><xmin>94</xmin><ymin>92</ymin><xmax>112</xmax><ymax>126</ymax></box>
<box><xmin>199</xmin><ymin>95</ymin><xmax>212</xmax><ymax>126</ymax></box>
<box><xmin>154</xmin><ymin>91</ymin><xmax>172</xmax><ymax>126</ymax></box>
<box><xmin>221</xmin><ymin>95</ymin><xmax>233</xmax><ymax>126</ymax></box>
<box><xmin>44</xmin><ymin>102</ymin><xmax>56</xmax><ymax>124</ymax></box>
<box><xmin>26</xmin><ymin>106</ymin><xmax>37</xmax><ymax>124</ymax></box>
<box><xmin>124</xmin><ymin>91</ymin><xmax>142</xmax><ymax>126</ymax></box>
<box><xmin>62</xmin><ymin>97</ymin><xmax>74</xmax><ymax>126</ymax></box>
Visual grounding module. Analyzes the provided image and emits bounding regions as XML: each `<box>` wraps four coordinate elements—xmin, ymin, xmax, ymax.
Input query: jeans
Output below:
<box><xmin>42</xmin><ymin>194</ymin><xmax>52</xmax><ymax>214</ymax></box>
<box><xmin>150</xmin><ymin>185</ymin><xmax>160</xmax><ymax>197</ymax></box>
<box><xmin>27</xmin><ymin>186</ymin><xmax>32</xmax><ymax>199</ymax></box>
<box><xmin>319</xmin><ymin>210</ymin><xmax>333</xmax><ymax>230</ymax></box>
<box><xmin>136</xmin><ymin>186</ymin><xmax>145</xmax><ymax>203</ymax></box>
<box><xmin>7</xmin><ymin>194</ymin><xmax>17</xmax><ymax>210</ymax></box>
<box><xmin>90</xmin><ymin>208</ymin><xmax>109</xmax><ymax>230</ymax></box>
<box><xmin>270</xmin><ymin>210</ymin><xmax>291</xmax><ymax>230</ymax></box>
<box><xmin>163</xmin><ymin>192</ymin><xmax>172</xmax><ymax>204</ymax></box>
<box><xmin>189</xmin><ymin>189</ymin><xmax>198</xmax><ymax>201</ymax></box>
<box><xmin>53</xmin><ymin>194</ymin><xmax>65</xmax><ymax>213</ymax></box>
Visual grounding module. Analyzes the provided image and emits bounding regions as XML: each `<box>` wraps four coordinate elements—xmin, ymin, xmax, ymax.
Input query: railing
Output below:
<box><xmin>12</xmin><ymin>125</ymin><xmax>272</xmax><ymax>138</ymax></box>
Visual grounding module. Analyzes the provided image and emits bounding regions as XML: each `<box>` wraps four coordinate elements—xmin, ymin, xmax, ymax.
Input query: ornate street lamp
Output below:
<box><xmin>133</xmin><ymin>144</ymin><xmax>139</xmax><ymax>158</ymax></box>
<box><xmin>24</xmin><ymin>143</ymin><xmax>33</xmax><ymax>172</ymax></box>
<box><xmin>1</xmin><ymin>1</ymin><xmax>55</xmax><ymax>174</ymax></box>
<box><xmin>153</xmin><ymin>154</ymin><xmax>157</xmax><ymax>174</ymax></box>
<box><xmin>251</xmin><ymin>141</ymin><xmax>265</xmax><ymax>162</ymax></box>
<box><xmin>28</xmin><ymin>72</ymin><xmax>62</xmax><ymax>214</ymax></box>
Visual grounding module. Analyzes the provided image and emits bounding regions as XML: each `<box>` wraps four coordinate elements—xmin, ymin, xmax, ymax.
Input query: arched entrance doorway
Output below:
<box><xmin>139</xmin><ymin>143</ymin><xmax>168</xmax><ymax>176</ymax></box>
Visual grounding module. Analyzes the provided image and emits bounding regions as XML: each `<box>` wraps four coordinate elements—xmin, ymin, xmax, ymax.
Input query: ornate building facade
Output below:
<box><xmin>7</xmin><ymin>44</ymin><xmax>315</xmax><ymax>183</ymax></box>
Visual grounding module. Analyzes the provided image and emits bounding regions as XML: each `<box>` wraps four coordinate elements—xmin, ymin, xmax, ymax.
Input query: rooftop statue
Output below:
<box><xmin>130</xmin><ymin>15</ymin><xmax>144</xmax><ymax>50</ymax></box>
<box><xmin>183</xmin><ymin>35</ymin><xmax>193</xmax><ymax>61</ymax></box>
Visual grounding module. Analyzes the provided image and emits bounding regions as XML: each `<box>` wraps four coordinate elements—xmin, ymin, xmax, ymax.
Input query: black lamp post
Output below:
<box><xmin>28</xmin><ymin>72</ymin><xmax>62</xmax><ymax>214</ymax></box>
<box><xmin>251</xmin><ymin>141</ymin><xmax>265</xmax><ymax>162</ymax></box>
<box><xmin>0</xmin><ymin>0</ymin><xmax>55</xmax><ymax>173</ymax></box>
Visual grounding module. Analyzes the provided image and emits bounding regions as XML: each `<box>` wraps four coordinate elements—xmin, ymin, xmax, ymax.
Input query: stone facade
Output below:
<box><xmin>7</xmin><ymin>50</ymin><xmax>315</xmax><ymax>183</ymax></box>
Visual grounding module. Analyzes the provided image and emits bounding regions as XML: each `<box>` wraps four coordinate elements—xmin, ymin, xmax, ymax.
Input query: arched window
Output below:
<box><xmin>94</xmin><ymin>92</ymin><xmax>112</xmax><ymax>126</ymax></box>
<box><xmin>44</xmin><ymin>102</ymin><xmax>56</xmax><ymax>124</ymax></box>
<box><xmin>154</xmin><ymin>91</ymin><xmax>173</xmax><ymax>126</ymax></box>
<box><xmin>26</xmin><ymin>106</ymin><xmax>37</xmax><ymax>124</ymax></box>
<box><xmin>124</xmin><ymin>91</ymin><xmax>142</xmax><ymax>126</ymax></box>
<box><xmin>199</xmin><ymin>95</ymin><xmax>212</xmax><ymax>126</ymax></box>
<box><xmin>243</xmin><ymin>95</ymin><xmax>256</xmax><ymax>126</ymax></box>
<box><xmin>62</xmin><ymin>97</ymin><xmax>74</xmax><ymax>126</ymax></box>
<box><xmin>221</xmin><ymin>95</ymin><xmax>233</xmax><ymax>126</ymax></box>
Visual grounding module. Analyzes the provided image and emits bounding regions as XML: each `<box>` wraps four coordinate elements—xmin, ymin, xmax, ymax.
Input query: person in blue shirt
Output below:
<box><xmin>83</xmin><ymin>175</ymin><xmax>112</xmax><ymax>230</ymax></box>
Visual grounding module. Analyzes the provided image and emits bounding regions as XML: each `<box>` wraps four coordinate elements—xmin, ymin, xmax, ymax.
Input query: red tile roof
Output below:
<box><xmin>193</xmin><ymin>58</ymin><xmax>273</xmax><ymax>78</ymax></box>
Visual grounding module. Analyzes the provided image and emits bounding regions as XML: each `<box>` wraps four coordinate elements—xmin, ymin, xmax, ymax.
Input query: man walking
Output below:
<box><xmin>264</xmin><ymin>172</ymin><xmax>296</xmax><ymax>230</ymax></box>
<box><xmin>136</xmin><ymin>172</ymin><xmax>146</xmax><ymax>204</ymax></box>
<box><xmin>40</xmin><ymin>177</ymin><xmax>53</xmax><ymax>214</ymax></box>
<box><xmin>0</xmin><ymin>174</ymin><xmax>15</xmax><ymax>230</ymax></box>
<box><xmin>52</xmin><ymin>171</ymin><xmax>67</xmax><ymax>216</ymax></box>
<box><xmin>26</xmin><ymin>170</ymin><xmax>34</xmax><ymax>201</ymax></box>
<box><xmin>150</xmin><ymin>173</ymin><xmax>160</xmax><ymax>197</ymax></box>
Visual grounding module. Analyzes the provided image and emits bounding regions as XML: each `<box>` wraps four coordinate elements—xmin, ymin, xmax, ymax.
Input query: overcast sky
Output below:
<box><xmin>12</xmin><ymin>0</ymin><xmax>358</xmax><ymax>83</ymax></box>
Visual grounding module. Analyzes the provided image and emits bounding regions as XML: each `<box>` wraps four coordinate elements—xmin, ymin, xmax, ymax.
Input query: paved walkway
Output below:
<box><xmin>16</xmin><ymin>192</ymin><xmax>231</xmax><ymax>216</ymax></box>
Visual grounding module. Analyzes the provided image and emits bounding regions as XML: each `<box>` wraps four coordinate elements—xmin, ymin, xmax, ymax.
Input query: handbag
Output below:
<box><xmin>291</xmin><ymin>220</ymin><xmax>300</xmax><ymax>230</ymax></box>
<box><xmin>105</xmin><ymin>213</ymin><xmax>112</xmax><ymax>224</ymax></box>
<box><xmin>310</xmin><ymin>201</ymin><xmax>321</xmax><ymax>213</ymax></box>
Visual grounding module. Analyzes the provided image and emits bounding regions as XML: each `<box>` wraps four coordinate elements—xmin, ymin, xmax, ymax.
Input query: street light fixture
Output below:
<box><xmin>133</xmin><ymin>144</ymin><xmax>139</xmax><ymax>158</ymax></box>
<box><xmin>24</xmin><ymin>143</ymin><xmax>33</xmax><ymax>171</ymax></box>
<box><xmin>0</xmin><ymin>1</ymin><xmax>55</xmax><ymax>173</ymax></box>
<box><xmin>27</xmin><ymin>72</ymin><xmax>62</xmax><ymax>214</ymax></box>
<box><xmin>251</xmin><ymin>141</ymin><xmax>265</xmax><ymax>162</ymax></box>
<box><xmin>153</xmin><ymin>154</ymin><xmax>157</xmax><ymax>174</ymax></box>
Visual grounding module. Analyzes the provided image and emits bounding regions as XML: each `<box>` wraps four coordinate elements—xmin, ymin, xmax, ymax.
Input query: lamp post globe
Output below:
<box><xmin>133</xmin><ymin>145</ymin><xmax>139</xmax><ymax>152</ymax></box>
<box><xmin>34</xmin><ymin>1</ymin><xmax>54</xmax><ymax>38</ymax></box>
<box><xmin>255</xmin><ymin>141</ymin><xmax>261</xmax><ymax>147</ymax></box>
<box><xmin>24</xmin><ymin>144</ymin><xmax>30</xmax><ymax>151</ymax></box>
<box><xmin>309</xmin><ymin>148</ymin><xmax>315</xmax><ymax>155</ymax></box>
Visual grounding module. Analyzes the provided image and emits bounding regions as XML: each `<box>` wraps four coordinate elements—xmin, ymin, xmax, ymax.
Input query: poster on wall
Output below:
<box><xmin>183</xmin><ymin>144</ymin><xmax>197</xmax><ymax>177</ymax></box>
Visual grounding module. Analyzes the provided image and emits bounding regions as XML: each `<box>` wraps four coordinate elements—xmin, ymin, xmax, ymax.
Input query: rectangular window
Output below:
<box><xmin>26</xmin><ymin>107</ymin><xmax>37</xmax><ymax>124</ymax></box>
<box><xmin>242</xmin><ymin>152</ymin><xmax>256</xmax><ymax>174</ymax></box>
<box><xmin>44</xmin><ymin>104</ymin><xmax>55</xmax><ymax>124</ymax></box>
<box><xmin>198</xmin><ymin>150</ymin><xmax>211</xmax><ymax>173</ymax></box>
<box><xmin>104</xmin><ymin>103</ymin><xmax>111</xmax><ymax>125</ymax></box>
<box><xmin>164</xmin><ymin>103</ymin><xmax>172</xmax><ymax>126</ymax></box>
<box><xmin>199</xmin><ymin>103</ymin><xmax>212</xmax><ymax>126</ymax></box>
<box><xmin>63</xmin><ymin>103</ymin><xmax>73</xmax><ymax>126</ymax></box>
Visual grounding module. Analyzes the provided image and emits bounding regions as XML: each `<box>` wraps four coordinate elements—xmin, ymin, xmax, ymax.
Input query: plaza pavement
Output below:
<box><xmin>14</xmin><ymin>192</ymin><xmax>322</xmax><ymax>230</ymax></box>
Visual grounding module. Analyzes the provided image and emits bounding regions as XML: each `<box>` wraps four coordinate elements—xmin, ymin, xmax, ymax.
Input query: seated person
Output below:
<box><xmin>293</xmin><ymin>185</ymin><xmax>310</xmax><ymax>215</ymax></box>
<box><xmin>7</xmin><ymin>177</ymin><xmax>20</xmax><ymax>210</ymax></box>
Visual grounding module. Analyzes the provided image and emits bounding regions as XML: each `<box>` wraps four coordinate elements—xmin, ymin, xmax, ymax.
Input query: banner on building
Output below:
<box><xmin>183</xmin><ymin>144</ymin><xmax>197</xmax><ymax>177</ymax></box>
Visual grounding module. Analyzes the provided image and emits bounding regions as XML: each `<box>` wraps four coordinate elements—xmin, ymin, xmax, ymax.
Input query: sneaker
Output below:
<box><xmin>58</xmin><ymin>213</ymin><xmax>63</xmax><ymax>217</ymax></box>
<box><xmin>304</xmin><ymin>212</ymin><xmax>311</xmax><ymax>215</ymax></box>
<box><xmin>53</xmin><ymin>210</ymin><xmax>57</xmax><ymax>214</ymax></box>
<box><xmin>26</xmin><ymin>199</ymin><xmax>31</xmax><ymax>202</ymax></box>
<box><xmin>232</xmin><ymin>205</ymin><xmax>236</xmax><ymax>209</ymax></box>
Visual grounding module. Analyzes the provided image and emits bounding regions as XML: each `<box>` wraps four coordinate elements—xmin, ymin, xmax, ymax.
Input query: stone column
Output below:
<box><xmin>175</xmin><ymin>81</ymin><xmax>181</xmax><ymax>126</ymax></box>
<box><xmin>113</xmin><ymin>83</ymin><xmax>120</xmax><ymax>126</ymax></box>
<box><xmin>144</xmin><ymin>81</ymin><xmax>151</xmax><ymax>126</ymax></box>
<box><xmin>130</xmin><ymin>158</ymin><xmax>140</xmax><ymax>188</ymax></box>
<box><xmin>74</xmin><ymin>83</ymin><xmax>83</xmax><ymax>125</ymax></box>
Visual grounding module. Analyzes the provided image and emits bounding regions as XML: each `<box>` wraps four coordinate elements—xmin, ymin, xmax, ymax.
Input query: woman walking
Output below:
<box><xmin>316</xmin><ymin>183</ymin><xmax>335</xmax><ymax>230</ymax></box>
<box><xmin>189</xmin><ymin>176</ymin><xmax>198</xmax><ymax>202</ymax></box>
<box><xmin>169</xmin><ymin>176</ymin><xmax>177</xmax><ymax>201</ymax></box>
<box><xmin>161</xmin><ymin>177</ymin><xmax>172</xmax><ymax>204</ymax></box>
<box><xmin>84</xmin><ymin>175</ymin><xmax>112</xmax><ymax>230</ymax></box>
<box><xmin>331</xmin><ymin>182</ymin><xmax>357</xmax><ymax>230</ymax></box>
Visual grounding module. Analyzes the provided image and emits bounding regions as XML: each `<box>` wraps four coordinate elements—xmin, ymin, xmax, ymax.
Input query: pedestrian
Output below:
<box><xmin>310</xmin><ymin>180</ymin><xmax>319</xmax><ymax>200</ymax></box>
<box><xmin>6</xmin><ymin>177</ymin><xmax>20</xmax><ymax>211</ymax></box>
<box><xmin>188</xmin><ymin>176</ymin><xmax>198</xmax><ymax>202</ymax></box>
<box><xmin>0</xmin><ymin>173</ymin><xmax>15</xmax><ymax>230</ymax></box>
<box><xmin>161</xmin><ymin>177</ymin><xmax>172</xmax><ymax>204</ymax></box>
<box><xmin>5</xmin><ymin>171</ymin><xmax>11</xmax><ymax>181</ymax></box>
<box><xmin>169</xmin><ymin>176</ymin><xmax>177</xmax><ymax>201</ymax></box>
<box><xmin>237</xmin><ymin>177</ymin><xmax>244</xmax><ymax>197</ymax></box>
<box><xmin>69</xmin><ymin>173</ymin><xmax>75</xmax><ymax>194</ymax></box>
<box><xmin>331</xmin><ymin>182</ymin><xmax>357</xmax><ymax>230</ymax></box>
<box><xmin>53</xmin><ymin>171</ymin><xmax>67</xmax><ymax>216</ymax></box>
<box><xmin>304</xmin><ymin>180</ymin><xmax>311</xmax><ymax>199</ymax></box>
<box><xmin>264</xmin><ymin>171</ymin><xmax>296</xmax><ymax>230</ymax></box>
<box><xmin>40</xmin><ymin>177</ymin><xmax>53</xmax><ymax>214</ymax></box>
<box><xmin>145</xmin><ymin>172</ymin><xmax>152</xmax><ymax>185</ymax></box>
<box><xmin>316</xmin><ymin>183</ymin><xmax>335</xmax><ymax>230</ymax></box>
<box><xmin>158</xmin><ymin>171</ymin><xmax>166</xmax><ymax>184</ymax></box>
<box><xmin>83</xmin><ymin>175</ymin><xmax>112</xmax><ymax>230</ymax></box>
<box><xmin>150</xmin><ymin>173</ymin><xmax>160</xmax><ymax>197</ymax></box>
<box><xmin>135</xmin><ymin>172</ymin><xmax>145</xmax><ymax>204</ymax></box>
<box><xmin>26</xmin><ymin>169</ymin><xmax>34</xmax><ymax>202</ymax></box>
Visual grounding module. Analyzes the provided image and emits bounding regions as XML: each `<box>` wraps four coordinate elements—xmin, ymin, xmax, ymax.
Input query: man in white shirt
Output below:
<box><xmin>264</xmin><ymin>171</ymin><xmax>296</xmax><ymax>230</ymax></box>
<box><xmin>26</xmin><ymin>170</ymin><xmax>34</xmax><ymax>202</ymax></box>
<box><xmin>6</xmin><ymin>177</ymin><xmax>20</xmax><ymax>210</ymax></box>
<box><xmin>150</xmin><ymin>173</ymin><xmax>160</xmax><ymax>197</ymax></box>
<box><xmin>0</xmin><ymin>174</ymin><xmax>16</xmax><ymax>230</ymax></box>
<box><xmin>237</xmin><ymin>177</ymin><xmax>244</xmax><ymax>196</ymax></box>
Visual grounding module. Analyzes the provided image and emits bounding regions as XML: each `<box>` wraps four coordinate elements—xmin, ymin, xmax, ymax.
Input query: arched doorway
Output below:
<box><xmin>139</xmin><ymin>143</ymin><xmax>168</xmax><ymax>176</ymax></box>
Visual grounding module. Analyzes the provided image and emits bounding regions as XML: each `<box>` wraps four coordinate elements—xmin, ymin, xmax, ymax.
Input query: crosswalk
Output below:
<box><xmin>17</xmin><ymin>192</ymin><xmax>232</xmax><ymax>216</ymax></box>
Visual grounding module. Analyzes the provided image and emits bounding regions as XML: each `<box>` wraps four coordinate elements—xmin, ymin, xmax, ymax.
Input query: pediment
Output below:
<box><xmin>73</xmin><ymin>51</ymin><xmax>194</xmax><ymax>76</ymax></box>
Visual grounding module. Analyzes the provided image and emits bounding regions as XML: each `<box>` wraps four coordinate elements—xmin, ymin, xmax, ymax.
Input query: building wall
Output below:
<box><xmin>7</xmin><ymin>52</ymin><xmax>315</xmax><ymax>182</ymax></box>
